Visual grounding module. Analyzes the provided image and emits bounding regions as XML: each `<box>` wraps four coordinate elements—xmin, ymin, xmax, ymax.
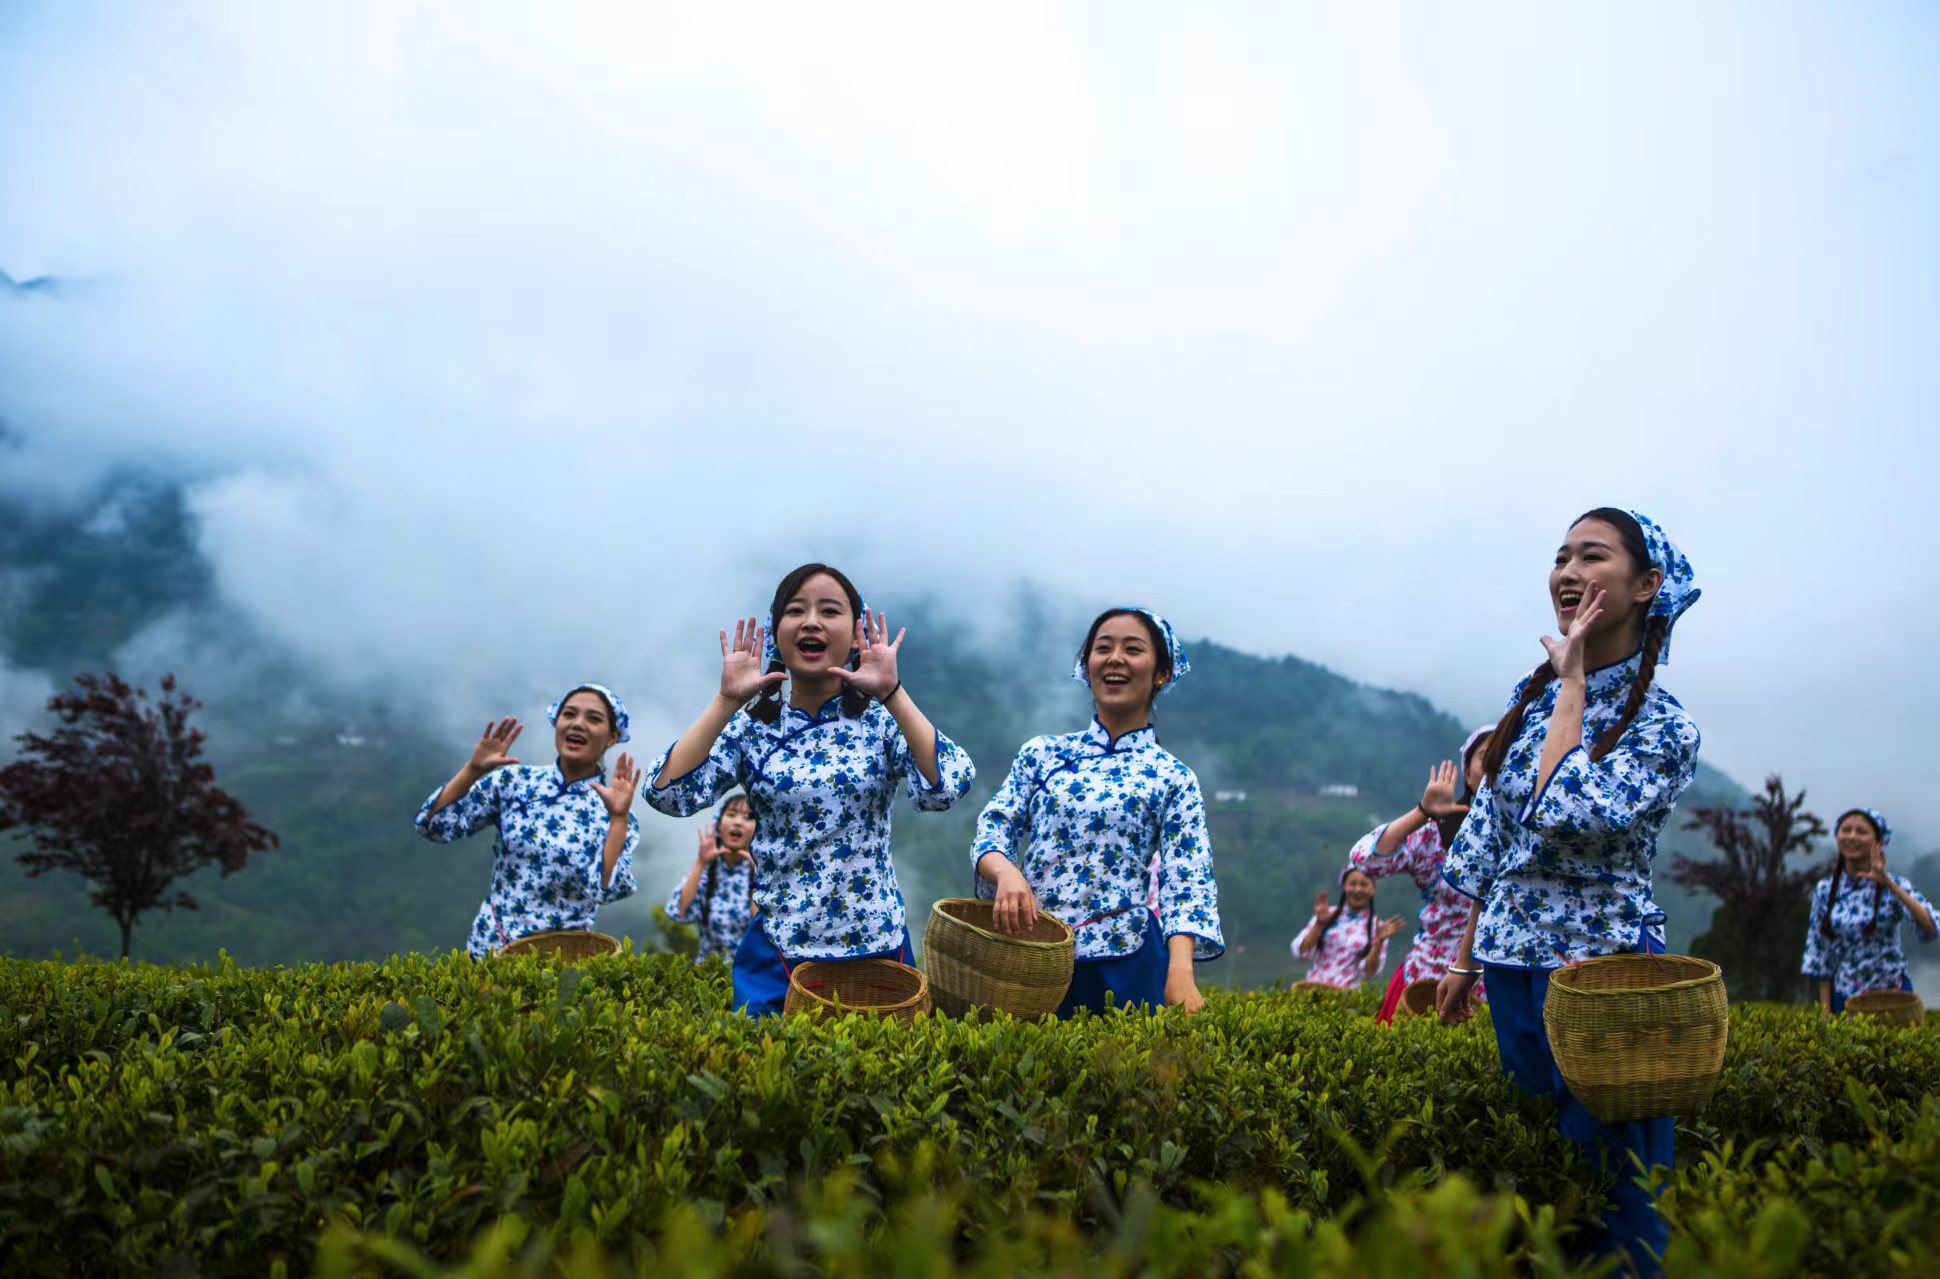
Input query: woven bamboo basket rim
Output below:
<box><xmin>1548</xmin><ymin>953</ymin><xmax>1720</xmax><ymax>997</ymax></box>
<box><xmin>1398</xmin><ymin>978</ymin><xmax>1439</xmax><ymax>1017</ymax></box>
<box><xmin>928</xmin><ymin>897</ymin><xmax>1075</xmax><ymax>948</ymax></box>
<box><xmin>497</xmin><ymin>929</ymin><xmax>621</xmax><ymax>957</ymax></box>
<box><xmin>1293</xmin><ymin>979</ymin><xmax>1351</xmax><ymax>994</ymax></box>
<box><xmin>787</xmin><ymin>958</ymin><xmax>929</xmax><ymax>1016</ymax></box>
<box><xmin>1845</xmin><ymin>988</ymin><xmax>1922</xmax><ymax>1006</ymax></box>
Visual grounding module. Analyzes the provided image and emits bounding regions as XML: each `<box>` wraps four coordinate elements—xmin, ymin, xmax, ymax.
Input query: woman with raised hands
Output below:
<box><xmin>1801</xmin><ymin>807</ymin><xmax>1936</xmax><ymax>1014</ymax></box>
<box><xmin>665</xmin><ymin>793</ymin><xmax>760</xmax><ymax>964</ymax></box>
<box><xmin>1349</xmin><ymin>726</ymin><xmax>1494</xmax><ymax>1022</ymax></box>
<box><xmin>415</xmin><ymin>683</ymin><xmax>642</xmax><ymax>956</ymax></box>
<box><xmin>1292</xmin><ymin>867</ymin><xmax>1401</xmax><ymax>990</ymax></box>
<box><xmin>1438</xmin><ymin>508</ymin><xmax>1701</xmax><ymax>1278</ymax></box>
<box><xmin>646</xmin><ymin>563</ymin><xmax>976</xmax><ymax>1015</ymax></box>
<box><xmin>973</xmin><ymin>607</ymin><xmax>1223</xmax><ymax>1016</ymax></box>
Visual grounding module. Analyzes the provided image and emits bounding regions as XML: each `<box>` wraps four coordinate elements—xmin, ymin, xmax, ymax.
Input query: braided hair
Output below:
<box><xmin>1821</xmin><ymin>810</ymin><xmax>1887</xmax><ymax>939</ymax></box>
<box><xmin>1316</xmin><ymin>870</ymin><xmax>1380</xmax><ymax>959</ymax></box>
<box><xmin>747</xmin><ymin>562</ymin><xmax>871</xmax><ymax>725</ymax></box>
<box><xmin>1480</xmin><ymin>508</ymin><xmax>1666</xmax><ymax>783</ymax></box>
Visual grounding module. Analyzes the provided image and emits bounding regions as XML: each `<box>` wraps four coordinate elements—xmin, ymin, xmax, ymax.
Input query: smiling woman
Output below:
<box><xmin>644</xmin><ymin>563</ymin><xmax>977</xmax><ymax>1015</ymax></box>
<box><xmin>970</xmin><ymin>607</ymin><xmax>1224</xmax><ymax>1017</ymax></box>
<box><xmin>413</xmin><ymin>682</ymin><xmax>642</xmax><ymax>956</ymax></box>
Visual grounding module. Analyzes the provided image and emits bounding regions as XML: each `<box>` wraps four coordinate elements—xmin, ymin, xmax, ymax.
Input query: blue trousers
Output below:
<box><xmin>1829</xmin><ymin>971</ymin><xmax>1913</xmax><ymax>1014</ymax></box>
<box><xmin>1058</xmin><ymin>911</ymin><xmax>1167</xmax><ymax>1017</ymax></box>
<box><xmin>731</xmin><ymin>921</ymin><xmax>914</xmax><ymax>1017</ymax></box>
<box><xmin>1484</xmin><ymin>955</ymin><xmax>1674</xmax><ymax>1278</ymax></box>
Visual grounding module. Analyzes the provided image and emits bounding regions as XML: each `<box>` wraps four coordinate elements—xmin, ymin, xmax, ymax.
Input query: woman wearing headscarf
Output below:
<box><xmin>973</xmin><ymin>607</ymin><xmax>1223</xmax><ymax>1015</ymax></box>
<box><xmin>1438</xmin><ymin>509</ymin><xmax>1701</xmax><ymax>1278</ymax></box>
<box><xmin>1349</xmin><ymin>726</ymin><xmax>1495</xmax><ymax>1022</ymax></box>
<box><xmin>646</xmin><ymin>563</ymin><xmax>976</xmax><ymax>1015</ymax></box>
<box><xmin>1801</xmin><ymin>807</ymin><xmax>1936</xmax><ymax>1013</ymax></box>
<box><xmin>415</xmin><ymin>683</ymin><xmax>642</xmax><ymax>956</ymax></box>
<box><xmin>666</xmin><ymin>793</ymin><xmax>760</xmax><ymax>963</ymax></box>
<box><xmin>1292</xmin><ymin>865</ymin><xmax>1400</xmax><ymax>989</ymax></box>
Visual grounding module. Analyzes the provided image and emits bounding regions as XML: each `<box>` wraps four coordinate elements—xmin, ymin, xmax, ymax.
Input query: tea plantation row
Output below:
<box><xmin>1</xmin><ymin>952</ymin><xmax>1934</xmax><ymax>1276</ymax></box>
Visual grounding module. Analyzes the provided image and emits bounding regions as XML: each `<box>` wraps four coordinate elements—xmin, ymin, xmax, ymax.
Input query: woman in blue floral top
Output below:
<box><xmin>647</xmin><ymin>563</ymin><xmax>976</xmax><ymax>1015</ymax></box>
<box><xmin>973</xmin><ymin>608</ymin><xmax>1223</xmax><ymax>1015</ymax></box>
<box><xmin>1801</xmin><ymin>807</ymin><xmax>1936</xmax><ymax>1013</ymax></box>
<box><xmin>666</xmin><ymin>794</ymin><xmax>760</xmax><ymax>963</ymax></box>
<box><xmin>1438</xmin><ymin>509</ymin><xmax>1701</xmax><ymax>1279</ymax></box>
<box><xmin>415</xmin><ymin>683</ymin><xmax>643</xmax><ymax>957</ymax></box>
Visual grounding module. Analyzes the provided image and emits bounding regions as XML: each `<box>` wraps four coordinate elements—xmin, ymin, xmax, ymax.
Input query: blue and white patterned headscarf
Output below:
<box><xmin>547</xmin><ymin>683</ymin><xmax>630</xmax><ymax>745</ymax></box>
<box><xmin>762</xmin><ymin>598</ymin><xmax>871</xmax><ymax>667</ymax></box>
<box><xmin>1072</xmin><ymin>608</ymin><xmax>1192</xmax><ymax>697</ymax></box>
<box><xmin>1626</xmin><ymin>509</ymin><xmax>1698</xmax><ymax>664</ymax></box>
<box><xmin>1836</xmin><ymin>807</ymin><xmax>1892</xmax><ymax>849</ymax></box>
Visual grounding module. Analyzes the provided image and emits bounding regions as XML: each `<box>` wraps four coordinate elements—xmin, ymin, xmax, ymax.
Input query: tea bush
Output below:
<box><xmin>1</xmin><ymin>952</ymin><xmax>1934</xmax><ymax>1276</ymax></box>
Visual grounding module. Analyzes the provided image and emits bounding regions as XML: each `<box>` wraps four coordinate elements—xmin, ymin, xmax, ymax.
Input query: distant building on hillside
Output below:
<box><xmin>336</xmin><ymin>729</ymin><xmax>367</xmax><ymax>749</ymax></box>
<box><xmin>1213</xmin><ymin>789</ymin><xmax>1248</xmax><ymax>803</ymax></box>
<box><xmin>1319</xmin><ymin>783</ymin><xmax>1359</xmax><ymax>798</ymax></box>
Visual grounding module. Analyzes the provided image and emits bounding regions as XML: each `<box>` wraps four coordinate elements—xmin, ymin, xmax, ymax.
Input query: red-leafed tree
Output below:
<box><xmin>1669</xmin><ymin>775</ymin><xmax>1825</xmax><ymax>1003</ymax></box>
<box><xmin>0</xmin><ymin>672</ymin><xmax>277</xmax><ymax>958</ymax></box>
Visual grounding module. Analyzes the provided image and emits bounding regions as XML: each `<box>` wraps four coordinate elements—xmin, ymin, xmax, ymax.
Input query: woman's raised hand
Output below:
<box><xmin>721</xmin><ymin>617</ymin><xmax>787</xmax><ymax>704</ymax></box>
<box><xmin>1420</xmin><ymin>760</ymin><xmax>1465</xmax><ymax>818</ymax></box>
<box><xmin>591</xmin><ymin>754</ymin><xmax>641</xmax><ymax>818</ymax></box>
<box><xmin>467</xmin><ymin>718</ymin><xmax>523</xmax><ymax>774</ymax></box>
<box><xmin>991</xmin><ymin>865</ymin><xmax>1040</xmax><ymax>937</ymax></box>
<box><xmin>833</xmin><ymin>608</ymin><xmax>905</xmax><ymax>700</ymax></box>
<box><xmin>1539</xmin><ymin>581</ymin><xmax>1606</xmax><ymax>680</ymax></box>
<box><xmin>696</xmin><ymin>822</ymin><xmax>722</xmax><ymax>865</ymax></box>
<box><xmin>1311</xmin><ymin>888</ymin><xmax>1335</xmax><ymax>921</ymax></box>
<box><xmin>1375</xmin><ymin>914</ymin><xmax>1406</xmax><ymax>941</ymax></box>
<box><xmin>1857</xmin><ymin>847</ymin><xmax>1892</xmax><ymax>885</ymax></box>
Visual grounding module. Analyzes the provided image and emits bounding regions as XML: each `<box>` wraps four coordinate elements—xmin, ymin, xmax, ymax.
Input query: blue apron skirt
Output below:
<box><xmin>732</xmin><ymin>918</ymin><xmax>915</xmax><ymax>1017</ymax></box>
<box><xmin>1057</xmin><ymin>910</ymin><xmax>1167</xmax><ymax>1018</ymax></box>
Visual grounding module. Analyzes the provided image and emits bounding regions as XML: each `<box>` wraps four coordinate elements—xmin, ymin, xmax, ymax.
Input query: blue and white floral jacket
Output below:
<box><xmin>646</xmin><ymin>698</ymin><xmax>974</xmax><ymax>959</ymax></box>
<box><xmin>972</xmin><ymin>720</ymin><xmax>1223</xmax><ymax>962</ymax></box>
<box><xmin>415</xmin><ymin>763</ymin><xmax>638</xmax><ymax>958</ymax></box>
<box><xmin>665</xmin><ymin>857</ymin><xmax>759</xmax><ymax>961</ymax></box>
<box><xmin>1443</xmin><ymin>654</ymin><xmax>1699</xmax><ymax>969</ymax></box>
<box><xmin>1801</xmin><ymin>872</ymin><xmax>1937</xmax><ymax>1000</ymax></box>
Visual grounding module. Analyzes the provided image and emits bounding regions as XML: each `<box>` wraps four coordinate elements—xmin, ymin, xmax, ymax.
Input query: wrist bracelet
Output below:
<box><xmin>1447</xmin><ymin>965</ymin><xmax>1483</xmax><ymax>977</ymax></box>
<box><xmin>880</xmin><ymin>681</ymin><xmax>902</xmax><ymax>704</ymax></box>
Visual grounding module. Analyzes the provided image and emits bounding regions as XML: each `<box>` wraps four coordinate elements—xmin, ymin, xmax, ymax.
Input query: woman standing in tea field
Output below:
<box><xmin>972</xmin><ymin>608</ymin><xmax>1223</xmax><ymax>1015</ymax></box>
<box><xmin>415</xmin><ymin>683</ymin><xmax>641</xmax><ymax>956</ymax></box>
<box><xmin>1801</xmin><ymin>807</ymin><xmax>1936</xmax><ymax>1013</ymax></box>
<box><xmin>1348</xmin><ymin>726</ymin><xmax>1494</xmax><ymax>1022</ymax></box>
<box><xmin>1292</xmin><ymin>866</ymin><xmax>1400</xmax><ymax>989</ymax></box>
<box><xmin>1438</xmin><ymin>508</ymin><xmax>1701</xmax><ymax>1278</ymax></box>
<box><xmin>646</xmin><ymin>563</ymin><xmax>975</xmax><ymax>1015</ymax></box>
<box><xmin>665</xmin><ymin>793</ymin><xmax>760</xmax><ymax>963</ymax></box>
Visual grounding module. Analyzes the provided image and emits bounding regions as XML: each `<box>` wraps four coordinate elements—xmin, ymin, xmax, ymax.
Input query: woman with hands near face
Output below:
<box><xmin>1292</xmin><ymin>868</ymin><xmax>1398</xmax><ymax>989</ymax></box>
<box><xmin>416</xmin><ymin>684</ymin><xmax>642</xmax><ymax>956</ymax></box>
<box><xmin>1436</xmin><ymin>508</ymin><xmax>1702</xmax><ymax>1279</ymax></box>
<box><xmin>1348</xmin><ymin>728</ymin><xmax>1495</xmax><ymax>1022</ymax></box>
<box><xmin>645</xmin><ymin>563</ymin><xmax>976</xmax><ymax>1016</ymax></box>
<box><xmin>667</xmin><ymin>793</ymin><xmax>761</xmax><ymax>963</ymax></box>
<box><xmin>972</xmin><ymin>608</ymin><xmax>1223</xmax><ymax>1017</ymax></box>
<box><xmin>1802</xmin><ymin>808</ymin><xmax>1937</xmax><ymax>1014</ymax></box>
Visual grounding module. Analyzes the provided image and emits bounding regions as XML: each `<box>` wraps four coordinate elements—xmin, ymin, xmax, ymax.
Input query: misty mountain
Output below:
<box><xmin>0</xmin><ymin>473</ymin><xmax>1791</xmax><ymax>987</ymax></box>
<box><xmin>0</xmin><ymin>270</ymin><xmax>60</xmax><ymax>298</ymax></box>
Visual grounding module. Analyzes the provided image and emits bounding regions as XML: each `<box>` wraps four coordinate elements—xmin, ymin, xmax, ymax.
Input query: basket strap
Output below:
<box><xmin>488</xmin><ymin>901</ymin><xmax>512</xmax><ymax>949</ymax></box>
<box><xmin>1074</xmin><ymin>902</ymin><xmax>1144</xmax><ymax>929</ymax></box>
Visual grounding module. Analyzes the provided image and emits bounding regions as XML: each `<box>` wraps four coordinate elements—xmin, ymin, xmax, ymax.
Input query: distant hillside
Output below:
<box><xmin>0</xmin><ymin>474</ymin><xmax>1800</xmax><ymax>988</ymax></box>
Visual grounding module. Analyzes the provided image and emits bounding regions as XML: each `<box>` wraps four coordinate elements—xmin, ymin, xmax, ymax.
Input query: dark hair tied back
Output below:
<box><xmin>748</xmin><ymin>563</ymin><xmax>871</xmax><ymax>725</ymax></box>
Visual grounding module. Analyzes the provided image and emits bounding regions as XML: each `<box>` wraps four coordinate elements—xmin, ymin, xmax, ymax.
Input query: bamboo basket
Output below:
<box><xmin>785</xmin><ymin>958</ymin><xmax>930</xmax><ymax>1023</ymax></box>
<box><xmin>1844</xmin><ymin>989</ymin><xmax>1925</xmax><ymax>1027</ymax></box>
<box><xmin>1543</xmin><ymin>954</ymin><xmax>1728</xmax><ymax>1123</ymax></box>
<box><xmin>923</xmin><ymin>898</ymin><xmax>1075</xmax><ymax>1019</ymax></box>
<box><xmin>498</xmin><ymin>929</ymin><xmax>620</xmax><ymax>961</ymax></box>
<box><xmin>1397</xmin><ymin>978</ymin><xmax>1440</xmax><ymax>1019</ymax></box>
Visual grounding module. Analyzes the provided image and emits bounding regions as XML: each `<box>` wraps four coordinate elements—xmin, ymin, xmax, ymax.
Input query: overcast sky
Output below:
<box><xmin>2</xmin><ymin>3</ymin><xmax>1935</xmax><ymax>853</ymax></box>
